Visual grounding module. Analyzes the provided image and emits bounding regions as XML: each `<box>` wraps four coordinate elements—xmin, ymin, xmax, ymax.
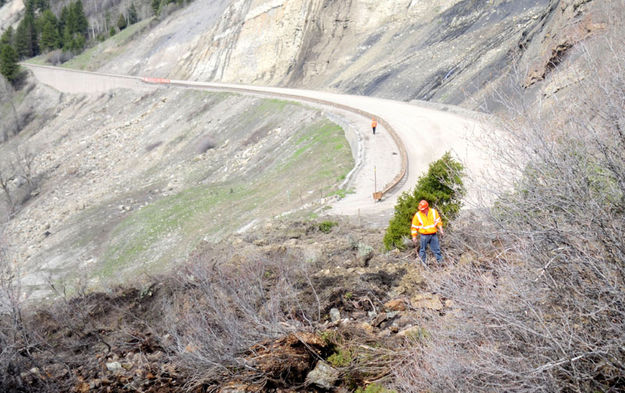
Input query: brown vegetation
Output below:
<box><xmin>393</xmin><ymin>6</ymin><xmax>625</xmax><ymax>392</ymax></box>
<box><xmin>0</xmin><ymin>220</ymin><xmax>432</xmax><ymax>392</ymax></box>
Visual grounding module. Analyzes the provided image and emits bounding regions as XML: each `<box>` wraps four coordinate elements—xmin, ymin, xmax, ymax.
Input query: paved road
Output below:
<box><xmin>25</xmin><ymin>64</ymin><xmax>491</xmax><ymax>225</ymax></box>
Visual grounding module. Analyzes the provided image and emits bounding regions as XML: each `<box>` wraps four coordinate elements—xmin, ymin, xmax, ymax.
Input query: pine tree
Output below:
<box><xmin>28</xmin><ymin>15</ymin><xmax>39</xmax><ymax>56</ymax></box>
<box><xmin>40</xmin><ymin>19</ymin><xmax>59</xmax><ymax>51</ymax></box>
<box><xmin>117</xmin><ymin>13</ymin><xmax>127</xmax><ymax>31</ymax></box>
<box><xmin>57</xmin><ymin>1</ymin><xmax>88</xmax><ymax>52</ymax></box>
<box><xmin>14</xmin><ymin>2</ymin><xmax>40</xmax><ymax>59</ymax></box>
<box><xmin>0</xmin><ymin>44</ymin><xmax>19</xmax><ymax>83</ymax></box>
<box><xmin>71</xmin><ymin>0</ymin><xmax>88</xmax><ymax>36</ymax></box>
<box><xmin>37</xmin><ymin>9</ymin><xmax>59</xmax><ymax>51</ymax></box>
<box><xmin>61</xmin><ymin>25</ymin><xmax>72</xmax><ymax>50</ymax></box>
<box><xmin>151</xmin><ymin>0</ymin><xmax>161</xmax><ymax>15</ymax></box>
<box><xmin>59</xmin><ymin>5</ymin><xmax>69</xmax><ymax>33</ymax></box>
<box><xmin>0</xmin><ymin>27</ymin><xmax>14</xmax><ymax>46</ymax></box>
<box><xmin>15</xmin><ymin>17</ymin><xmax>34</xmax><ymax>58</ymax></box>
<box><xmin>64</xmin><ymin>4</ymin><xmax>78</xmax><ymax>35</ymax></box>
<box><xmin>128</xmin><ymin>3</ymin><xmax>138</xmax><ymax>25</ymax></box>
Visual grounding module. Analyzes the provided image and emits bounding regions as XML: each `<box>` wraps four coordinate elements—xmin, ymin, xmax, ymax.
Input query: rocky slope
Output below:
<box><xmin>93</xmin><ymin>0</ymin><xmax>605</xmax><ymax>109</ymax></box>
<box><xmin>1</xmin><ymin>80</ymin><xmax>354</xmax><ymax>299</ymax></box>
<box><xmin>101</xmin><ymin>0</ymin><xmax>554</xmax><ymax>107</ymax></box>
<box><xmin>4</xmin><ymin>219</ymin><xmax>451</xmax><ymax>393</ymax></box>
<box><xmin>2</xmin><ymin>0</ymin><xmax>609</xmax><ymax>109</ymax></box>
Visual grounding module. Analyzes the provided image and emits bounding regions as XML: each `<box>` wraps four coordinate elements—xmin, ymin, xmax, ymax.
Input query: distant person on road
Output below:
<box><xmin>411</xmin><ymin>200</ymin><xmax>444</xmax><ymax>265</ymax></box>
<box><xmin>371</xmin><ymin>118</ymin><xmax>377</xmax><ymax>135</ymax></box>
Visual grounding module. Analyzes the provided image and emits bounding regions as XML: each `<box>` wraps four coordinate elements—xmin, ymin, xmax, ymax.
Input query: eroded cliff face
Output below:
<box><xmin>169</xmin><ymin>0</ymin><xmax>553</xmax><ymax>105</ymax></box>
<box><xmin>518</xmin><ymin>0</ymin><xmax>607</xmax><ymax>89</ymax></box>
<box><xmin>0</xmin><ymin>0</ymin><xmax>23</xmax><ymax>29</ymax></box>
<box><xmin>98</xmin><ymin>0</ymin><xmax>610</xmax><ymax>108</ymax></box>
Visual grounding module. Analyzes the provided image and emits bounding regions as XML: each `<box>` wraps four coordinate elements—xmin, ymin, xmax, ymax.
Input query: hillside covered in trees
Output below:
<box><xmin>1</xmin><ymin>0</ymin><xmax>193</xmax><ymax>83</ymax></box>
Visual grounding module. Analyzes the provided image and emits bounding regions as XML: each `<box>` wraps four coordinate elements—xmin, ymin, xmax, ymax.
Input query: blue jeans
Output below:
<box><xmin>419</xmin><ymin>233</ymin><xmax>442</xmax><ymax>263</ymax></box>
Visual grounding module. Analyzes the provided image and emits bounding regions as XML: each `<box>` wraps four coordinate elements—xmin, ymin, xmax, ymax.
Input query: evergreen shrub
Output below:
<box><xmin>383</xmin><ymin>152</ymin><xmax>464</xmax><ymax>250</ymax></box>
<box><xmin>318</xmin><ymin>220</ymin><xmax>337</xmax><ymax>234</ymax></box>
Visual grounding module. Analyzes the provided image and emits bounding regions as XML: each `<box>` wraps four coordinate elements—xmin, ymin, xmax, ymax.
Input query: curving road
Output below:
<box><xmin>24</xmin><ymin>63</ymin><xmax>492</xmax><ymax>225</ymax></box>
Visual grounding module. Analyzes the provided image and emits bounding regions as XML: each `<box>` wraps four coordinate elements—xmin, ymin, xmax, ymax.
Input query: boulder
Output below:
<box><xmin>329</xmin><ymin>308</ymin><xmax>341</xmax><ymax>322</ymax></box>
<box><xmin>372</xmin><ymin>311</ymin><xmax>398</xmax><ymax>327</ymax></box>
<box><xmin>306</xmin><ymin>361</ymin><xmax>339</xmax><ymax>390</ymax></box>
<box><xmin>411</xmin><ymin>293</ymin><xmax>443</xmax><ymax>310</ymax></box>
<box><xmin>397</xmin><ymin>325</ymin><xmax>428</xmax><ymax>340</ymax></box>
<box><xmin>384</xmin><ymin>298</ymin><xmax>407</xmax><ymax>311</ymax></box>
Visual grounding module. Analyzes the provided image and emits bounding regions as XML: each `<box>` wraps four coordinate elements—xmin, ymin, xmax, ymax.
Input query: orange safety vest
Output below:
<box><xmin>371</xmin><ymin>119</ymin><xmax>377</xmax><ymax>128</ymax></box>
<box><xmin>411</xmin><ymin>208</ymin><xmax>442</xmax><ymax>237</ymax></box>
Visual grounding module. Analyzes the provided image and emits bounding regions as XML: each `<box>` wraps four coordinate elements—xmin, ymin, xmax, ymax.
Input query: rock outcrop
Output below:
<box><xmin>519</xmin><ymin>0</ymin><xmax>606</xmax><ymax>88</ymax></box>
<box><xmin>0</xmin><ymin>0</ymin><xmax>23</xmax><ymax>29</ymax></box>
<box><xmin>101</xmin><ymin>0</ymin><xmax>556</xmax><ymax>106</ymax></box>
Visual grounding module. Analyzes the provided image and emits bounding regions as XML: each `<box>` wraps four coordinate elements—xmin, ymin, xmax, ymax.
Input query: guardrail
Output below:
<box><xmin>165</xmin><ymin>80</ymin><xmax>408</xmax><ymax>200</ymax></box>
<box><xmin>141</xmin><ymin>77</ymin><xmax>171</xmax><ymax>84</ymax></box>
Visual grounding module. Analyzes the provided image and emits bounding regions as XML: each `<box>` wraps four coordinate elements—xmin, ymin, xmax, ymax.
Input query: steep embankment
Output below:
<box><xmin>0</xmin><ymin>0</ymin><xmax>22</xmax><ymax>28</ymax></box>
<box><xmin>89</xmin><ymin>0</ymin><xmax>605</xmax><ymax>111</ymax></box>
<box><xmin>93</xmin><ymin>0</ymin><xmax>551</xmax><ymax>107</ymax></box>
<box><xmin>2</xmin><ymin>78</ymin><xmax>356</xmax><ymax>298</ymax></box>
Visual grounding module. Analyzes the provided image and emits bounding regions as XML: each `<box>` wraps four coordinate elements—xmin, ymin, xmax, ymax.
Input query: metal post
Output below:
<box><xmin>374</xmin><ymin>166</ymin><xmax>377</xmax><ymax>193</ymax></box>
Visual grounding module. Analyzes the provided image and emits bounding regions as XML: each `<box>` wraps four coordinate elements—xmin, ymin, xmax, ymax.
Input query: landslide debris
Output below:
<box><xmin>1</xmin><ymin>219</ymin><xmax>452</xmax><ymax>392</ymax></box>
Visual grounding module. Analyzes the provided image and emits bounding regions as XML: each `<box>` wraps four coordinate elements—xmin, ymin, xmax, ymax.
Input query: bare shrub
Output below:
<box><xmin>0</xmin><ymin>238</ymin><xmax>54</xmax><ymax>392</ymax></box>
<box><xmin>0</xmin><ymin>169</ymin><xmax>14</xmax><ymax>214</ymax></box>
<box><xmin>394</xmin><ymin>3</ymin><xmax>625</xmax><ymax>392</ymax></box>
<box><xmin>0</xmin><ymin>78</ymin><xmax>21</xmax><ymax>140</ymax></box>
<box><xmin>0</xmin><ymin>244</ymin><xmax>24</xmax><ymax>390</ymax></box>
<box><xmin>13</xmin><ymin>146</ymin><xmax>37</xmax><ymax>190</ymax></box>
<box><xmin>163</xmin><ymin>241</ymin><xmax>320</xmax><ymax>387</ymax></box>
<box><xmin>46</xmin><ymin>50</ymin><xmax>74</xmax><ymax>66</ymax></box>
<box><xmin>0</xmin><ymin>146</ymin><xmax>40</xmax><ymax>215</ymax></box>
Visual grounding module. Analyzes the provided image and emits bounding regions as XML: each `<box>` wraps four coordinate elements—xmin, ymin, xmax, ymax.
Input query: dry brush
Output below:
<box><xmin>394</xmin><ymin>4</ymin><xmax>625</xmax><ymax>392</ymax></box>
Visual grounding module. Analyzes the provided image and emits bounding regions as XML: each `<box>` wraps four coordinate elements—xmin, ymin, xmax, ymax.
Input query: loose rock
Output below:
<box><xmin>306</xmin><ymin>361</ymin><xmax>339</xmax><ymax>390</ymax></box>
<box><xmin>329</xmin><ymin>308</ymin><xmax>341</xmax><ymax>322</ymax></box>
<box><xmin>106</xmin><ymin>362</ymin><xmax>123</xmax><ymax>372</ymax></box>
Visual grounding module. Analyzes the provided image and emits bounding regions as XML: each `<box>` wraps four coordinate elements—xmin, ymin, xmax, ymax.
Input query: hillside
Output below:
<box><xmin>61</xmin><ymin>0</ymin><xmax>602</xmax><ymax>109</ymax></box>
<box><xmin>4</xmin><ymin>0</ymin><xmax>597</xmax><ymax>107</ymax></box>
<box><xmin>1</xmin><ymin>81</ymin><xmax>359</xmax><ymax>298</ymax></box>
<box><xmin>1</xmin><ymin>0</ymin><xmax>624</xmax><ymax>392</ymax></box>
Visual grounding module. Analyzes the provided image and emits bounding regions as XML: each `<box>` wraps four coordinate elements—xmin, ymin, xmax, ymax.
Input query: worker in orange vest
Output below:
<box><xmin>371</xmin><ymin>118</ymin><xmax>377</xmax><ymax>135</ymax></box>
<box><xmin>411</xmin><ymin>200</ymin><xmax>444</xmax><ymax>264</ymax></box>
